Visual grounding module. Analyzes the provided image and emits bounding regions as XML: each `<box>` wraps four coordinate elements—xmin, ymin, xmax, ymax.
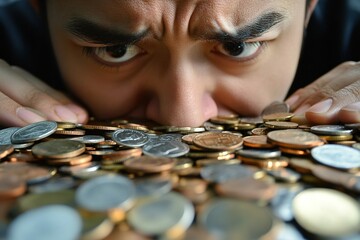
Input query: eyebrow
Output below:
<box><xmin>198</xmin><ymin>11</ymin><xmax>286</xmax><ymax>42</ymax></box>
<box><xmin>66</xmin><ymin>18</ymin><xmax>148</xmax><ymax>45</ymax></box>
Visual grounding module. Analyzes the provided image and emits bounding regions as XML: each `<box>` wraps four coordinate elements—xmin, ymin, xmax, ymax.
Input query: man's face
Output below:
<box><xmin>46</xmin><ymin>0</ymin><xmax>308</xmax><ymax>127</ymax></box>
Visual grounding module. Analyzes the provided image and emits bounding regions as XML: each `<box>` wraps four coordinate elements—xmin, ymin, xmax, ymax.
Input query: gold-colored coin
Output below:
<box><xmin>54</xmin><ymin>129</ymin><xmax>86</xmax><ymax>136</ymax></box>
<box><xmin>56</xmin><ymin>121</ymin><xmax>78</xmax><ymax>129</ymax></box>
<box><xmin>230</xmin><ymin>123</ymin><xmax>257</xmax><ymax>131</ymax></box>
<box><xmin>32</xmin><ymin>139</ymin><xmax>85</xmax><ymax>159</ymax></box>
<box><xmin>318</xmin><ymin>134</ymin><xmax>353</xmax><ymax>142</ymax></box>
<box><xmin>262</xmin><ymin>112</ymin><xmax>294</xmax><ymax>121</ymax></box>
<box><xmin>46</xmin><ymin>154</ymin><xmax>92</xmax><ymax>166</ymax></box>
<box><xmin>80</xmin><ymin>124</ymin><xmax>119</xmax><ymax>131</ymax></box>
<box><xmin>243</xmin><ymin>135</ymin><xmax>275</xmax><ymax>148</ymax></box>
<box><xmin>124</xmin><ymin>156</ymin><xmax>176</xmax><ymax>173</ymax></box>
<box><xmin>193</xmin><ymin>132</ymin><xmax>243</xmax><ymax>151</ymax></box>
<box><xmin>267</xmin><ymin>129</ymin><xmax>324</xmax><ymax>149</ymax></box>
<box><xmin>210</xmin><ymin>116</ymin><xmax>239</xmax><ymax>125</ymax></box>
<box><xmin>195</xmin><ymin>158</ymin><xmax>240</xmax><ymax>167</ymax></box>
<box><xmin>264</xmin><ymin>121</ymin><xmax>298</xmax><ymax>129</ymax></box>
<box><xmin>292</xmin><ymin>188</ymin><xmax>360</xmax><ymax>238</ymax></box>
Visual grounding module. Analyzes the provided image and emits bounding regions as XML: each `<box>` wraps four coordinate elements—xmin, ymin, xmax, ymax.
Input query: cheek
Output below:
<box><xmin>52</xmin><ymin>41</ymin><xmax>143</xmax><ymax>118</ymax></box>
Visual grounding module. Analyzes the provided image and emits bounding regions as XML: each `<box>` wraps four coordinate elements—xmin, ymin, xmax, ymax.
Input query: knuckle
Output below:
<box><xmin>337</xmin><ymin>61</ymin><xmax>357</xmax><ymax>70</ymax></box>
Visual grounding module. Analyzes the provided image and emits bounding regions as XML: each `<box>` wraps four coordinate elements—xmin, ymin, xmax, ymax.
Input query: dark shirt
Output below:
<box><xmin>0</xmin><ymin>0</ymin><xmax>360</xmax><ymax>96</ymax></box>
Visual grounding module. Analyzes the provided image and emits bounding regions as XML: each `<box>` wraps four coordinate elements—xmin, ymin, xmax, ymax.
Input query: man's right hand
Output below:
<box><xmin>0</xmin><ymin>59</ymin><xmax>88</xmax><ymax>127</ymax></box>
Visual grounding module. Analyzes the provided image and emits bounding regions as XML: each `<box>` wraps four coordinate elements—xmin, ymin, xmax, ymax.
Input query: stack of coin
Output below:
<box><xmin>0</xmin><ymin>103</ymin><xmax>360</xmax><ymax>239</ymax></box>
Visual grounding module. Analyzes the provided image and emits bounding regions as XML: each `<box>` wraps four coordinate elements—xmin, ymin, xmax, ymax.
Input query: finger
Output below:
<box><xmin>338</xmin><ymin>102</ymin><xmax>360</xmax><ymax>123</ymax></box>
<box><xmin>286</xmin><ymin>61</ymin><xmax>358</xmax><ymax>111</ymax></box>
<box><xmin>0</xmin><ymin>63</ymin><xmax>83</xmax><ymax>123</ymax></box>
<box><xmin>11</xmin><ymin>66</ymin><xmax>89</xmax><ymax>123</ymax></box>
<box><xmin>305</xmin><ymin>81</ymin><xmax>360</xmax><ymax>124</ymax></box>
<box><xmin>0</xmin><ymin>91</ymin><xmax>46</xmax><ymax>127</ymax></box>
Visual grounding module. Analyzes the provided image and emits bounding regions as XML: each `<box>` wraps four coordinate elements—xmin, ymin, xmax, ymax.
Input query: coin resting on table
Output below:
<box><xmin>1</xmin><ymin>102</ymin><xmax>360</xmax><ymax>240</ymax></box>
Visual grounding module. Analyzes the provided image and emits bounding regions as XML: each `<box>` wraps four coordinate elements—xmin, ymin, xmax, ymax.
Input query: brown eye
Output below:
<box><xmin>94</xmin><ymin>44</ymin><xmax>143</xmax><ymax>63</ymax></box>
<box><xmin>216</xmin><ymin>41</ymin><xmax>262</xmax><ymax>59</ymax></box>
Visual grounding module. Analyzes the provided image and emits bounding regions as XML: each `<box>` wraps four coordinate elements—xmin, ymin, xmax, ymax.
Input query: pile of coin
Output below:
<box><xmin>0</xmin><ymin>102</ymin><xmax>360</xmax><ymax>240</ymax></box>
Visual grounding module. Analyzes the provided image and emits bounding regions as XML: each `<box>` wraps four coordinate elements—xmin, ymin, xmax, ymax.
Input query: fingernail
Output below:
<box><xmin>307</xmin><ymin>99</ymin><xmax>333</xmax><ymax>113</ymax></box>
<box><xmin>65</xmin><ymin>104</ymin><xmax>88</xmax><ymax>123</ymax></box>
<box><xmin>54</xmin><ymin>105</ymin><xmax>78</xmax><ymax>123</ymax></box>
<box><xmin>294</xmin><ymin>104</ymin><xmax>311</xmax><ymax>114</ymax></box>
<box><xmin>285</xmin><ymin>95</ymin><xmax>299</xmax><ymax>106</ymax></box>
<box><xmin>16</xmin><ymin>107</ymin><xmax>46</xmax><ymax>124</ymax></box>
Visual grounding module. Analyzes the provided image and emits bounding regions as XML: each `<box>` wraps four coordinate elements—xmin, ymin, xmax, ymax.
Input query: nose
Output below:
<box><xmin>144</xmin><ymin>55</ymin><xmax>218</xmax><ymax>127</ymax></box>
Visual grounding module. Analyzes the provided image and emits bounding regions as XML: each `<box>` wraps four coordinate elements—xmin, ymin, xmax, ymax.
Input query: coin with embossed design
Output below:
<box><xmin>193</xmin><ymin>132</ymin><xmax>243</xmax><ymax>151</ymax></box>
<box><xmin>32</xmin><ymin>139</ymin><xmax>85</xmax><ymax>159</ymax></box>
<box><xmin>112</xmin><ymin>129</ymin><xmax>149</xmax><ymax>147</ymax></box>
<box><xmin>267</xmin><ymin>129</ymin><xmax>324</xmax><ymax>149</ymax></box>
<box><xmin>11</xmin><ymin>121</ymin><xmax>57</xmax><ymax>144</ymax></box>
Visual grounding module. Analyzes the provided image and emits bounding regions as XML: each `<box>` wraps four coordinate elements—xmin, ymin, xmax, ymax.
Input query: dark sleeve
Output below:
<box><xmin>289</xmin><ymin>0</ymin><xmax>360</xmax><ymax>95</ymax></box>
<box><xmin>0</xmin><ymin>0</ymin><xmax>65</xmax><ymax>90</ymax></box>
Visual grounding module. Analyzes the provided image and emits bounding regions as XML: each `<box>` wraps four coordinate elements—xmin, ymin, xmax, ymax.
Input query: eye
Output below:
<box><xmin>215</xmin><ymin>41</ymin><xmax>262</xmax><ymax>60</ymax></box>
<box><xmin>92</xmin><ymin>44</ymin><xmax>144</xmax><ymax>63</ymax></box>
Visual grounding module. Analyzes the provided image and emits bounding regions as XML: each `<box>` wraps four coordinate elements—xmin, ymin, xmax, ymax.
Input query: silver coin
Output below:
<box><xmin>310</xmin><ymin>125</ymin><xmax>353</xmax><ymax>136</ymax></box>
<box><xmin>28</xmin><ymin>177</ymin><xmax>77</xmax><ymax>194</ymax></box>
<box><xmin>59</xmin><ymin>162</ymin><xmax>100</xmax><ymax>174</ymax></box>
<box><xmin>0</xmin><ymin>127</ymin><xmax>20</xmax><ymax>145</ymax></box>
<box><xmin>7</xmin><ymin>205</ymin><xmax>82</xmax><ymax>240</ymax></box>
<box><xmin>200</xmin><ymin>164</ymin><xmax>260</xmax><ymax>183</ymax></box>
<box><xmin>76</xmin><ymin>175</ymin><xmax>136</xmax><ymax>211</ymax></box>
<box><xmin>135</xmin><ymin>178</ymin><xmax>173</xmax><ymax>197</ymax></box>
<box><xmin>70</xmin><ymin>135</ymin><xmax>105</xmax><ymax>144</ymax></box>
<box><xmin>311</xmin><ymin>144</ymin><xmax>360</xmax><ymax>170</ymax></box>
<box><xmin>261</xmin><ymin>101</ymin><xmax>290</xmax><ymax>116</ymax></box>
<box><xmin>11</xmin><ymin>121</ymin><xmax>57</xmax><ymax>144</ymax></box>
<box><xmin>158</xmin><ymin>134</ymin><xmax>183</xmax><ymax>142</ymax></box>
<box><xmin>128</xmin><ymin>192</ymin><xmax>195</xmax><ymax>236</ymax></box>
<box><xmin>112</xmin><ymin>129</ymin><xmax>149</xmax><ymax>147</ymax></box>
<box><xmin>143</xmin><ymin>139</ymin><xmax>190</xmax><ymax>158</ymax></box>
<box><xmin>270</xmin><ymin>185</ymin><xmax>303</xmax><ymax>221</ymax></box>
<box><xmin>237</xmin><ymin>149</ymin><xmax>281</xmax><ymax>159</ymax></box>
<box><xmin>198</xmin><ymin>198</ymin><xmax>273</xmax><ymax>240</ymax></box>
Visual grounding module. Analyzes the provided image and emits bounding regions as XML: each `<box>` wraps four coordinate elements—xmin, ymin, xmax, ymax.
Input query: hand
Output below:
<box><xmin>0</xmin><ymin>59</ymin><xmax>88</xmax><ymax>127</ymax></box>
<box><xmin>286</xmin><ymin>61</ymin><xmax>360</xmax><ymax>124</ymax></box>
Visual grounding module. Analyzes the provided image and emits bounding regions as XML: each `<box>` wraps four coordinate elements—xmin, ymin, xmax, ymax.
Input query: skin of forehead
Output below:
<box><xmin>50</xmin><ymin>0</ymin><xmax>293</xmax><ymax>36</ymax></box>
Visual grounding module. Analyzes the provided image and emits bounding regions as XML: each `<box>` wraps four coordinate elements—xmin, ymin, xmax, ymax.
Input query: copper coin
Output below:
<box><xmin>267</xmin><ymin>129</ymin><xmax>324</xmax><ymax>149</ymax></box>
<box><xmin>0</xmin><ymin>173</ymin><xmax>26</xmax><ymax>199</ymax></box>
<box><xmin>311</xmin><ymin>165</ymin><xmax>354</xmax><ymax>188</ymax></box>
<box><xmin>279</xmin><ymin>147</ymin><xmax>310</xmax><ymax>156</ymax></box>
<box><xmin>251</xmin><ymin>127</ymin><xmax>270</xmax><ymax>136</ymax></box>
<box><xmin>46</xmin><ymin>154</ymin><xmax>93</xmax><ymax>166</ymax></box>
<box><xmin>264</xmin><ymin>121</ymin><xmax>299</xmax><ymax>129</ymax></box>
<box><xmin>0</xmin><ymin>162</ymin><xmax>55</xmax><ymax>184</ymax></box>
<box><xmin>79</xmin><ymin>124</ymin><xmax>119</xmax><ymax>131</ymax></box>
<box><xmin>289</xmin><ymin>158</ymin><xmax>316</xmax><ymax>174</ymax></box>
<box><xmin>32</xmin><ymin>139</ymin><xmax>85</xmax><ymax>159</ymax></box>
<box><xmin>262</xmin><ymin>112</ymin><xmax>294</xmax><ymax>121</ymax></box>
<box><xmin>7</xmin><ymin>152</ymin><xmax>36</xmax><ymax>163</ymax></box>
<box><xmin>261</xmin><ymin>101</ymin><xmax>290</xmax><ymax>116</ymax></box>
<box><xmin>215</xmin><ymin>178</ymin><xmax>277</xmax><ymax>201</ymax></box>
<box><xmin>243</xmin><ymin>135</ymin><xmax>275</xmax><ymax>148</ymax></box>
<box><xmin>0</xmin><ymin>145</ymin><xmax>14</xmax><ymax>159</ymax></box>
<box><xmin>124</xmin><ymin>156</ymin><xmax>176</xmax><ymax>173</ymax></box>
<box><xmin>181</xmin><ymin>133</ymin><xmax>201</xmax><ymax>145</ymax></box>
<box><xmin>193</xmin><ymin>132</ymin><xmax>243</xmax><ymax>151</ymax></box>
